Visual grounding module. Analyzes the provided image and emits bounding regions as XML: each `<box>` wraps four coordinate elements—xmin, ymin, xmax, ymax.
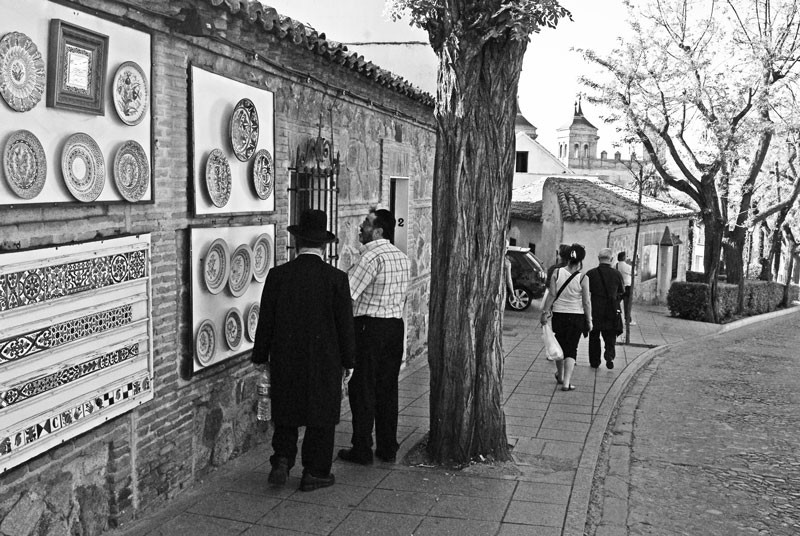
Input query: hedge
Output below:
<box><xmin>667</xmin><ymin>280</ymin><xmax>800</xmax><ymax>323</ymax></box>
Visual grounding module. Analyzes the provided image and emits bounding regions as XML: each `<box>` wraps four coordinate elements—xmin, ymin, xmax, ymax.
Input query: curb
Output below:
<box><xmin>562</xmin><ymin>304</ymin><xmax>800</xmax><ymax>535</ymax></box>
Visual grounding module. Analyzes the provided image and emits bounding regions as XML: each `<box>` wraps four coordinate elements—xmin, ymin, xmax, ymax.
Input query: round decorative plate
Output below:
<box><xmin>229</xmin><ymin>98</ymin><xmax>259</xmax><ymax>162</ymax></box>
<box><xmin>195</xmin><ymin>319</ymin><xmax>217</xmax><ymax>366</ymax></box>
<box><xmin>113</xmin><ymin>140</ymin><xmax>149</xmax><ymax>202</ymax></box>
<box><xmin>112</xmin><ymin>61</ymin><xmax>149</xmax><ymax>126</ymax></box>
<box><xmin>0</xmin><ymin>32</ymin><xmax>45</xmax><ymax>112</ymax></box>
<box><xmin>245</xmin><ymin>303</ymin><xmax>260</xmax><ymax>342</ymax></box>
<box><xmin>224</xmin><ymin>308</ymin><xmax>243</xmax><ymax>350</ymax></box>
<box><xmin>251</xmin><ymin>233</ymin><xmax>273</xmax><ymax>282</ymax></box>
<box><xmin>205</xmin><ymin>149</ymin><xmax>231</xmax><ymax>207</ymax></box>
<box><xmin>61</xmin><ymin>133</ymin><xmax>105</xmax><ymax>202</ymax></box>
<box><xmin>3</xmin><ymin>129</ymin><xmax>46</xmax><ymax>199</ymax></box>
<box><xmin>251</xmin><ymin>149</ymin><xmax>273</xmax><ymax>200</ymax></box>
<box><xmin>228</xmin><ymin>244</ymin><xmax>254</xmax><ymax>297</ymax></box>
<box><xmin>203</xmin><ymin>238</ymin><xmax>230</xmax><ymax>295</ymax></box>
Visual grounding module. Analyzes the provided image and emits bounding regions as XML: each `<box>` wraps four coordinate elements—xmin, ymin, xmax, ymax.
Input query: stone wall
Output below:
<box><xmin>0</xmin><ymin>1</ymin><xmax>434</xmax><ymax>534</ymax></box>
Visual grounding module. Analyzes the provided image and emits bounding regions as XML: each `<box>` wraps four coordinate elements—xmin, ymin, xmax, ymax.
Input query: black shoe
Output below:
<box><xmin>268</xmin><ymin>458</ymin><xmax>289</xmax><ymax>486</ymax></box>
<box><xmin>606</xmin><ymin>361</ymin><xmax>614</xmax><ymax>370</ymax></box>
<box><xmin>590</xmin><ymin>363</ymin><xmax>600</xmax><ymax>369</ymax></box>
<box><xmin>375</xmin><ymin>451</ymin><xmax>396</xmax><ymax>463</ymax></box>
<box><xmin>299</xmin><ymin>471</ymin><xmax>335</xmax><ymax>492</ymax></box>
<box><xmin>337</xmin><ymin>448</ymin><xmax>373</xmax><ymax>465</ymax></box>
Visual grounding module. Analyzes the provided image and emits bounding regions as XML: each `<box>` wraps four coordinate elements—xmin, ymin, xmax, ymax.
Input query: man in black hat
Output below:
<box><xmin>251</xmin><ymin>209</ymin><xmax>356</xmax><ymax>492</ymax></box>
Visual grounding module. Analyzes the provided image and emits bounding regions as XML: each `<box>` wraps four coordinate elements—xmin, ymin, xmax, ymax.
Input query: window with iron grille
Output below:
<box><xmin>288</xmin><ymin>135</ymin><xmax>340</xmax><ymax>266</ymax></box>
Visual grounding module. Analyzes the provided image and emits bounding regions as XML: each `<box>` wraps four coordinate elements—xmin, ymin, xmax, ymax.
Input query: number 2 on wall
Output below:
<box><xmin>397</xmin><ymin>218</ymin><xmax>405</xmax><ymax>227</ymax></box>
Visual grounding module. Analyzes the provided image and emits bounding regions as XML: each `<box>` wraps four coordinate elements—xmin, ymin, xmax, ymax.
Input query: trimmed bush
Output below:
<box><xmin>685</xmin><ymin>271</ymin><xmax>705</xmax><ymax>283</ymax></box>
<box><xmin>667</xmin><ymin>282</ymin><xmax>709</xmax><ymax>321</ymax></box>
<box><xmin>668</xmin><ymin>280</ymin><xmax>799</xmax><ymax>323</ymax></box>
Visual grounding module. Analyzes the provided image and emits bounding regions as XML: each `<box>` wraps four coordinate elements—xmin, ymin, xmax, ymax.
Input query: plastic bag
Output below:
<box><xmin>542</xmin><ymin>323</ymin><xmax>563</xmax><ymax>361</ymax></box>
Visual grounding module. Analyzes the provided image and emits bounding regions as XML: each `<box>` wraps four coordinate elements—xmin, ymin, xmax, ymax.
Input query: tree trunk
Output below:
<box><xmin>427</xmin><ymin>35</ymin><xmax>525</xmax><ymax>465</ymax></box>
<box><xmin>722</xmin><ymin>225</ymin><xmax>747</xmax><ymax>313</ymax></box>
<box><xmin>782</xmin><ymin>241</ymin><xmax>798</xmax><ymax>307</ymax></box>
<box><xmin>701</xmin><ymin>213</ymin><xmax>724</xmax><ymax>323</ymax></box>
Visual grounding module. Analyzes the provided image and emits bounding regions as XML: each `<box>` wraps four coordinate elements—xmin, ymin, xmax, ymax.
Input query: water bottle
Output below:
<box><xmin>256</xmin><ymin>369</ymin><xmax>271</xmax><ymax>422</ymax></box>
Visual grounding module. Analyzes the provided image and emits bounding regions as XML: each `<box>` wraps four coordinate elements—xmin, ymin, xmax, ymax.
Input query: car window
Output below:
<box><xmin>521</xmin><ymin>252</ymin><xmax>543</xmax><ymax>272</ymax></box>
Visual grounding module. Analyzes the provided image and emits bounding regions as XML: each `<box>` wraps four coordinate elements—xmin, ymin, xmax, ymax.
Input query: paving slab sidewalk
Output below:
<box><xmin>110</xmin><ymin>301</ymin><xmax>720</xmax><ymax>536</ymax></box>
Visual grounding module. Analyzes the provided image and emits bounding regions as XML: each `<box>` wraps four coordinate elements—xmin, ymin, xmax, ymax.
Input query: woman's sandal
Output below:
<box><xmin>561</xmin><ymin>385</ymin><xmax>576</xmax><ymax>391</ymax></box>
<box><xmin>554</xmin><ymin>373</ymin><xmax>563</xmax><ymax>385</ymax></box>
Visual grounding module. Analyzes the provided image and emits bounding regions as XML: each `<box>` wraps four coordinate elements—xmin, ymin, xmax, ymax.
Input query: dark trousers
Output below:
<box><xmin>348</xmin><ymin>316</ymin><xmax>404</xmax><ymax>457</ymax></box>
<box><xmin>588</xmin><ymin>329</ymin><xmax>617</xmax><ymax>367</ymax></box>
<box><xmin>621</xmin><ymin>286</ymin><xmax>632</xmax><ymax>322</ymax></box>
<box><xmin>270</xmin><ymin>424</ymin><xmax>335</xmax><ymax>477</ymax></box>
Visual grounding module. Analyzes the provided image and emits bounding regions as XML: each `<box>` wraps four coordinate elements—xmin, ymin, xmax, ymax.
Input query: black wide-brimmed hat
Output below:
<box><xmin>287</xmin><ymin>209</ymin><xmax>336</xmax><ymax>244</ymax></box>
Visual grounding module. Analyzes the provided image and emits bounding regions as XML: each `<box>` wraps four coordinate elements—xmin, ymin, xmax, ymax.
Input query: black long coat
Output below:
<box><xmin>586</xmin><ymin>264</ymin><xmax>625</xmax><ymax>331</ymax></box>
<box><xmin>251</xmin><ymin>254</ymin><xmax>356</xmax><ymax>427</ymax></box>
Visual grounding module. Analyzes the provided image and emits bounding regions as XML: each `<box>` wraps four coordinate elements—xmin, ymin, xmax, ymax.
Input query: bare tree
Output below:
<box><xmin>581</xmin><ymin>0</ymin><xmax>800</xmax><ymax>322</ymax></box>
<box><xmin>388</xmin><ymin>0</ymin><xmax>570</xmax><ymax>464</ymax></box>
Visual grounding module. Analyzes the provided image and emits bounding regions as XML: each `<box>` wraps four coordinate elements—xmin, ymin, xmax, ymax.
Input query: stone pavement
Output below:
<box><xmin>588</xmin><ymin>308</ymin><xmax>800</xmax><ymax>536</ymax></box>
<box><xmin>108</xmin><ymin>301</ymin><xmax>729</xmax><ymax>536</ymax></box>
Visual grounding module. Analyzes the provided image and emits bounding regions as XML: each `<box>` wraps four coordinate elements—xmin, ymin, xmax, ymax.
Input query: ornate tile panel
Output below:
<box><xmin>0</xmin><ymin>344</ymin><xmax>139</xmax><ymax>408</ymax></box>
<box><xmin>0</xmin><ymin>375</ymin><xmax>151</xmax><ymax>457</ymax></box>
<box><xmin>0</xmin><ymin>249</ymin><xmax>146</xmax><ymax>312</ymax></box>
<box><xmin>0</xmin><ymin>304</ymin><xmax>133</xmax><ymax>365</ymax></box>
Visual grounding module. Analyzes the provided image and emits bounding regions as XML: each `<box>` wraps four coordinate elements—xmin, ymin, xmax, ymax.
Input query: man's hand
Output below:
<box><xmin>342</xmin><ymin>368</ymin><xmax>354</xmax><ymax>384</ymax></box>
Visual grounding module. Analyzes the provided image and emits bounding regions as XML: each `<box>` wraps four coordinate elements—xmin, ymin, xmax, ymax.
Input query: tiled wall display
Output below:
<box><xmin>0</xmin><ymin>0</ymin><xmax>152</xmax><ymax>205</ymax></box>
<box><xmin>190</xmin><ymin>65</ymin><xmax>275</xmax><ymax>216</ymax></box>
<box><xmin>191</xmin><ymin>225</ymin><xmax>275</xmax><ymax>371</ymax></box>
<box><xmin>0</xmin><ymin>234</ymin><xmax>154</xmax><ymax>474</ymax></box>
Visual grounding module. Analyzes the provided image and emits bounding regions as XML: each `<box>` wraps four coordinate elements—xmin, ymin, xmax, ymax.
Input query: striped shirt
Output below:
<box><xmin>349</xmin><ymin>239</ymin><xmax>409</xmax><ymax>318</ymax></box>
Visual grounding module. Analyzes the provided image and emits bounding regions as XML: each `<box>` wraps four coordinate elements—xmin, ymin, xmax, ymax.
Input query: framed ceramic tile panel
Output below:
<box><xmin>46</xmin><ymin>19</ymin><xmax>108</xmax><ymax>115</ymax></box>
<box><xmin>191</xmin><ymin>224</ymin><xmax>275</xmax><ymax>371</ymax></box>
<box><xmin>189</xmin><ymin>65</ymin><xmax>276</xmax><ymax>216</ymax></box>
<box><xmin>0</xmin><ymin>234</ymin><xmax>153</xmax><ymax>475</ymax></box>
<box><xmin>0</xmin><ymin>0</ymin><xmax>153</xmax><ymax>206</ymax></box>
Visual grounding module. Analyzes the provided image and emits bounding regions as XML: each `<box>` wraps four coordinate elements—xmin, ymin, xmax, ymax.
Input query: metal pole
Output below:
<box><xmin>626</xmin><ymin>165</ymin><xmax>644</xmax><ymax>345</ymax></box>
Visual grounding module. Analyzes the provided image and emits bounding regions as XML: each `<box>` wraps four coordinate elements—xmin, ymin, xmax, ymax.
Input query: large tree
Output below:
<box><xmin>581</xmin><ymin>0</ymin><xmax>800</xmax><ymax>322</ymax></box>
<box><xmin>388</xmin><ymin>0</ymin><xmax>570</xmax><ymax>464</ymax></box>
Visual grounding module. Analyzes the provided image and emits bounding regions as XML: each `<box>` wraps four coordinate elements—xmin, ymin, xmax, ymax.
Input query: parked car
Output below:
<box><xmin>506</xmin><ymin>246</ymin><xmax>547</xmax><ymax>311</ymax></box>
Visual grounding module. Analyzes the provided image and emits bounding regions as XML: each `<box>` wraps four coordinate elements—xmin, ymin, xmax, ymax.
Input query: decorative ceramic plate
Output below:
<box><xmin>203</xmin><ymin>238</ymin><xmax>230</xmax><ymax>295</ymax></box>
<box><xmin>3</xmin><ymin>129</ymin><xmax>46</xmax><ymax>199</ymax></box>
<box><xmin>113</xmin><ymin>140</ymin><xmax>149</xmax><ymax>202</ymax></box>
<box><xmin>61</xmin><ymin>132</ymin><xmax>105</xmax><ymax>202</ymax></box>
<box><xmin>0</xmin><ymin>32</ymin><xmax>45</xmax><ymax>112</ymax></box>
<box><xmin>251</xmin><ymin>233</ymin><xmax>273</xmax><ymax>282</ymax></box>
<box><xmin>112</xmin><ymin>61</ymin><xmax>148</xmax><ymax>126</ymax></box>
<box><xmin>230</xmin><ymin>98</ymin><xmax>259</xmax><ymax>162</ymax></box>
<box><xmin>245</xmin><ymin>303</ymin><xmax>260</xmax><ymax>342</ymax></box>
<box><xmin>195</xmin><ymin>319</ymin><xmax>217</xmax><ymax>366</ymax></box>
<box><xmin>228</xmin><ymin>243</ymin><xmax>254</xmax><ymax>297</ymax></box>
<box><xmin>205</xmin><ymin>149</ymin><xmax>231</xmax><ymax>207</ymax></box>
<box><xmin>251</xmin><ymin>149</ymin><xmax>273</xmax><ymax>200</ymax></box>
<box><xmin>224</xmin><ymin>308</ymin><xmax>243</xmax><ymax>350</ymax></box>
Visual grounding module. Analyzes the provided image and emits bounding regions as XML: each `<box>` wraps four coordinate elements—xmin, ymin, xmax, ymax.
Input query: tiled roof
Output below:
<box><xmin>202</xmin><ymin>0</ymin><xmax>435</xmax><ymax>106</ymax></box>
<box><xmin>510</xmin><ymin>200</ymin><xmax>542</xmax><ymax>221</ymax></box>
<box><xmin>546</xmin><ymin>176</ymin><xmax>696</xmax><ymax>224</ymax></box>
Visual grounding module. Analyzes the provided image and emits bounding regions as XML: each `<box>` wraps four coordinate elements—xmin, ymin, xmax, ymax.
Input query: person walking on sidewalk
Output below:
<box><xmin>251</xmin><ymin>210</ymin><xmax>356</xmax><ymax>492</ymax></box>
<box><xmin>540</xmin><ymin>244</ymin><xmax>592</xmax><ymax>391</ymax></box>
<box><xmin>586</xmin><ymin>248</ymin><xmax>625</xmax><ymax>369</ymax></box>
<box><xmin>615</xmin><ymin>251</ymin><xmax>634</xmax><ymax>326</ymax></box>
<box><xmin>339</xmin><ymin>208</ymin><xmax>410</xmax><ymax>465</ymax></box>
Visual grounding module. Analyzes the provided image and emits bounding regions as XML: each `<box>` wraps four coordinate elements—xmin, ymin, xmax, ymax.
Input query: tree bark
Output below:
<box><xmin>701</xmin><ymin>212</ymin><xmax>724</xmax><ymax>323</ymax></box>
<box><xmin>427</xmin><ymin>34</ymin><xmax>525</xmax><ymax>465</ymax></box>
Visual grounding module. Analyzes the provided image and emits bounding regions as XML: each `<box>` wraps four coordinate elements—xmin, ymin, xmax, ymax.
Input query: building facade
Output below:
<box><xmin>0</xmin><ymin>1</ymin><xmax>435</xmax><ymax>533</ymax></box>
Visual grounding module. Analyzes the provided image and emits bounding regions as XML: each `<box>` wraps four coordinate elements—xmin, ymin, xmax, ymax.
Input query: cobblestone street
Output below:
<box><xmin>590</xmin><ymin>312</ymin><xmax>800</xmax><ymax>536</ymax></box>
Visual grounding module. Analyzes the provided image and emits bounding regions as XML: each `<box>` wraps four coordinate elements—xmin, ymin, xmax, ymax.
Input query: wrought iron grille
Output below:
<box><xmin>288</xmin><ymin>134</ymin><xmax>340</xmax><ymax>266</ymax></box>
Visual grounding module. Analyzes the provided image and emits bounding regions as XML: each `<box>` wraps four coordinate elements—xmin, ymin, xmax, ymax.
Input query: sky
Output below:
<box><xmin>263</xmin><ymin>0</ymin><xmax>631</xmax><ymax>155</ymax></box>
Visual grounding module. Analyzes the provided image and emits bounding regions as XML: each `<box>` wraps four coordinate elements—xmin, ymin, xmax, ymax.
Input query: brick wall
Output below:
<box><xmin>0</xmin><ymin>1</ymin><xmax>435</xmax><ymax>534</ymax></box>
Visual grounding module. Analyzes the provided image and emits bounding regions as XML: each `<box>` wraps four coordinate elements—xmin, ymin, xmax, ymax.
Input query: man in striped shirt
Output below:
<box><xmin>338</xmin><ymin>209</ymin><xmax>410</xmax><ymax>465</ymax></box>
